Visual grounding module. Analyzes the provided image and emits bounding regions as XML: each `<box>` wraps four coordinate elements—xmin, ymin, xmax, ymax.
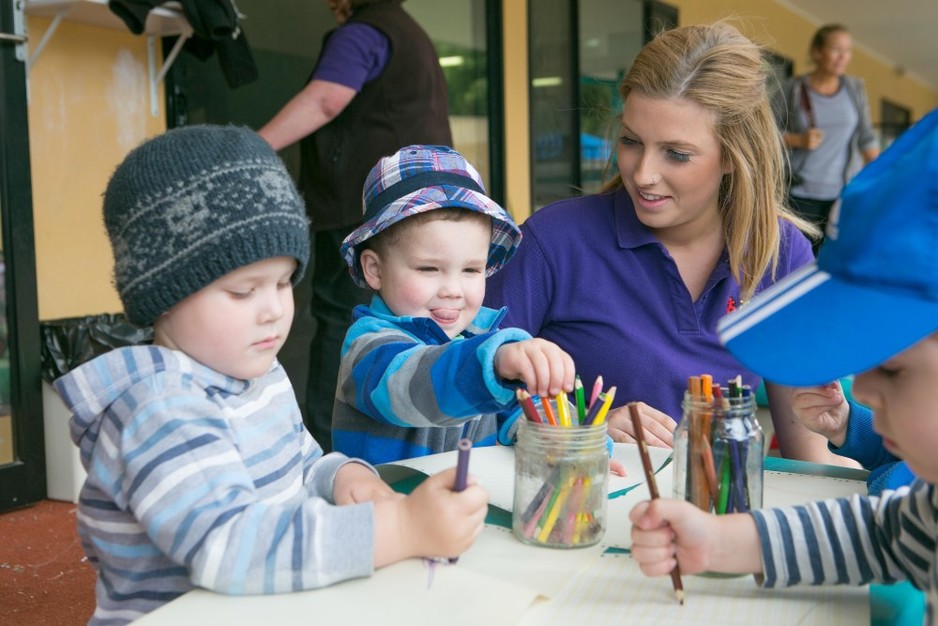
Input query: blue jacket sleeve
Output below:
<box><xmin>346</xmin><ymin>321</ymin><xmax>532</xmax><ymax>428</ymax></box>
<box><xmin>832</xmin><ymin>400</ymin><xmax>915</xmax><ymax>494</ymax></box>
<box><xmin>833</xmin><ymin>400</ymin><xmax>897</xmax><ymax>469</ymax></box>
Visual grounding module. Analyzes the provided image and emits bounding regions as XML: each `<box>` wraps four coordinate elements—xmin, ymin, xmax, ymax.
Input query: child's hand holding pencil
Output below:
<box><xmin>630</xmin><ymin>403</ymin><xmax>765</xmax><ymax>587</ymax></box>
<box><xmin>375</xmin><ymin>466</ymin><xmax>488</xmax><ymax>566</ymax></box>
<box><xmin>629</xmin><ymin>495</ymin><xmax>765</xmax><ymax>582</ymax></box>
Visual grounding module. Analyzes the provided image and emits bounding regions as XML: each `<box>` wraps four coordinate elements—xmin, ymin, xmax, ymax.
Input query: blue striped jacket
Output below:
<box><xmin>753</xmin><ymin>480</ymin><xmax>937</xmax><ymax>623</ymax></box>
<box><xmin>55</xmin><ymin>346</ymin><xmax>376</xmax><ymax>625</ymax></box>
<box><xmin>332</xmin><ymin>296</ymin><xmax>528</xmax><ymax>464</ymax></box>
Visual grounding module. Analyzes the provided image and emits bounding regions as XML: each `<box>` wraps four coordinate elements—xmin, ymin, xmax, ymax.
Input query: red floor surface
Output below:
<box><xmin>0</xmin><ymin>500</ymin><xmax>95</xmax><ymax>626</ymax></box>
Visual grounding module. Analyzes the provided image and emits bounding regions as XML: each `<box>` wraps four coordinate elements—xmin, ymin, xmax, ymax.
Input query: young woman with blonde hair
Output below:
<box><xmin>486</xmin><ymin>22</ymin><xmax>851</xmax><ymax>465</ymax></box>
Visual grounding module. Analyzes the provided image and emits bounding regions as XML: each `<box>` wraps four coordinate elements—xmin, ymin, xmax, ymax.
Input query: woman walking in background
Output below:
<box><xmin>773</xmin><ymin>24</ymin><xmax>879</xmax><ymax>254</ymax></box>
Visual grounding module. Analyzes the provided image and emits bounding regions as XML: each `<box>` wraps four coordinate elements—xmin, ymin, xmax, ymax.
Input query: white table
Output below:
<box><xmin>135</xmin><ymin>446</ymin><xmax>882</xmax><ymax>626</ymax></box>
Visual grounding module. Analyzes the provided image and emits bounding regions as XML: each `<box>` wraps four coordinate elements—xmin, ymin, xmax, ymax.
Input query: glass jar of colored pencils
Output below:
<box><xmin>512</xmin><ymin>398</ymin><xmax>609</xmax><ymax>549</ymax></box>
<box><xmin>673</xmin><ymin>381</ymin><xmax>763</xmax><ymax>517</ymax></box>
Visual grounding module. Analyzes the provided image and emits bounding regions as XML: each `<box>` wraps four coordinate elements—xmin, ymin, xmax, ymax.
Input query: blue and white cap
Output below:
<box><xmin>718</xmin><ymin>108</ymin><xmax>938</xmax><ymax>386</ymax></box>
<box><xmin>341</xmin><ymin>145</ymin><xmax>522</xmax><ymax>287</ymax></box>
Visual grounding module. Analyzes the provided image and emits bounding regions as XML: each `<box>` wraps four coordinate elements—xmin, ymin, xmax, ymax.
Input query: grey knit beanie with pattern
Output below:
<box><xmin>104</xmin><ymin>125</ymin><xmax>310</xmax><ymax>327</ymax></box>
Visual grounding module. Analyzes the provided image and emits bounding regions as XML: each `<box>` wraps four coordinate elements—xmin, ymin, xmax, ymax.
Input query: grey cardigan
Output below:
<box><xmin>772</xmin><ymin>74</ymin><xmax>879</xmax><ymax>186</ymax></box>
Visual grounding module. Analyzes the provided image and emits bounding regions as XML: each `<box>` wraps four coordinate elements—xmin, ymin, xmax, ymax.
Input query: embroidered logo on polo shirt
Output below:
<box><xmin>726</xmin><ymin>296</ymin><xmax>737</xmax><ymax>313</ymax></box>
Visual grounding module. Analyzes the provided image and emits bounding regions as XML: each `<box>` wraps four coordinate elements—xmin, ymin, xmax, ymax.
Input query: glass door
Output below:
<box><xmin>0</xmin><ymin>0</ymin><xmax>45</xmax><ymax>511</ymax></box>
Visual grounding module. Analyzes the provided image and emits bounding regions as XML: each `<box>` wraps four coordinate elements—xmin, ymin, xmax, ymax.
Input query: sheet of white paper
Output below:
<box><xmin>135</xmin><ymin>552</ymin><xmax>539</xmax><ymax>626</ymax></box>
<box><xmin>380</xmin><ymin>443</ymin><xmax>672</xmax><ymax>513</ymax></box>
<box><xmin>763</xmin><ymin>470</ymin><xmax>867</xmax><ymax>508</ymax></box>
<box><xmin>460</xmin><ymin>524</ymin><xmax>604</xmax><ymax>598</ymax></box>
<box><xmin>517</xmin><ymin>551</ymin><xmax>869</xmax><ymax>626</ymax></box>
<box><xmin>603</xmin><ymin>457</ymin><xmax>675</xmax><ymax>550</ymax></box>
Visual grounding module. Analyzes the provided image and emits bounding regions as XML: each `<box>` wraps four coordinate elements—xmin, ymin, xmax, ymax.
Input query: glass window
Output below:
<box><xmin>880</xmin><ymin>99</ymin><xmax>911</xmax><ymax>150</ymax></box>
<box><xmin>529</xmin><ymin>0</ymin><xmax>676</xmax><ymax>207</ymax></box>
<box><xmin>529</xmin><ymin>0</ymin><xmax>578</xmax><ymax>209</ymax></box>
<box><xmin>409</xmin><ymin>0</ymin><xmax>496</xmax><ymax>195</ymax></box>
<box><xmin>577</xmin><ymin>0</ymin><xmax>644</xmax><ymax>194</ymax></box>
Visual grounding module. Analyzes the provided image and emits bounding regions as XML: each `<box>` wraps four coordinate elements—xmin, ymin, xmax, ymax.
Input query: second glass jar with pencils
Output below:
<box><xmin>512</xmin><ymin>399</ymin><xmax>609</xmax><ymax>548</ymax></box>
<box><xmin>673</xmin><ymin>382</ymin><xmax>763</xmax><ymax>516</ymax></box>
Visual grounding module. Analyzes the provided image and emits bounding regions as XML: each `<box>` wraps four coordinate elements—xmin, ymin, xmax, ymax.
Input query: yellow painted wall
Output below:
<box><xmin>502</xmin><ymin>0</ymin><xmax>531</xmax><ymax>223</ymax></box>
<box><xmin>666</xmin><ymin>0</ymin><xmax>938</xmax><ymax>122</ymax></box>
<box><xmin>27</xmin><ymin>16</ymin><xmax>165</xmax><ymax>320</ymax></box>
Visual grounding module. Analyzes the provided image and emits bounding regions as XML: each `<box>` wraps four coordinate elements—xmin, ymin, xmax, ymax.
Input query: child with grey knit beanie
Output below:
<box><xmin>103</xmin><ymin>124</ymin><xmax>310</xmax><ymax>327</ymax></box>
<box><xmin>53</xmin><ymin>124</ymin><xmax>488</xmax><ymax>626</ymax></box>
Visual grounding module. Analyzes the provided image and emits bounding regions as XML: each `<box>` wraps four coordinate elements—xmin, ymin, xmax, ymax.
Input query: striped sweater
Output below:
<box><xmin>752</xmin><ymin>480</ymin><xmax>937</xmax><ymax>624</ymax></box>
<box><xmin>332</xmin><ymin>296</ymin><xmax>529</xmax><ymax>464</ymax></box>
<box><xmin>55</xmin><ymin>346</ymin><xmax>376</xmax><ymax>625</ymax></box>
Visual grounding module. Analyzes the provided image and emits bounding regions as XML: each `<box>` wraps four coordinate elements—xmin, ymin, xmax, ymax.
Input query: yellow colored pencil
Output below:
<box><xmin>537</xmin><ymin>475</ymin><xmax>575</xmax><ymax>542</ymax></box>
<box><xmin>592</xmin><ymin>386</ymin><xmax>617</xmax><ymax>426</ymax></box>
<box><xmin>555</xmin><ymin>392</ymin><xmax>571</xmax><ymax>427</ymax></box>
<box><xmin>572</xmin><ymin>476</ymin><xmax>592</xmax><ymax>544</ymax></box>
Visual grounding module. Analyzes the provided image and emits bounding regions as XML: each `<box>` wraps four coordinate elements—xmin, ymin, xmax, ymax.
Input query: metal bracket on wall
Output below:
<box><xmin>0</xmin><ymin>0</ymin><xmax>29</xmax><ymax>62</ymax></box>
<box><xmin>22</xmin><ymin>0</ymin><xmax>193</xmax><ymax>117</ymax></box>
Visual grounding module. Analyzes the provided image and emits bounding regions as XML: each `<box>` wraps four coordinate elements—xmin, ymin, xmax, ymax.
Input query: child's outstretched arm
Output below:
<box><xmin>340</xmin><ymin>319</ymin><xmax>541</xmax><ymax>427</ymax></box>
<box><xmin>629</xmin><ymin>499</ymin><xmax>762</xmax><ymax>577</ymax></box>
<box><xmin>493</xmin><ymin>338</ymin><xmax>575</xmax><ymax>397</ymax></box>
<box><xmin>372</xmin><ymin>468</ymin><xmax>488</xmax><ymax>566</ymax></box>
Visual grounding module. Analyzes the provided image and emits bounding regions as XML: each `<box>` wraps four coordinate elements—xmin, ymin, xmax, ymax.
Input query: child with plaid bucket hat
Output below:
<box><xmin>333</xmin><ymin>145</ymin><xmax>578</xmax><ymax>464</ymax></box>
<box><xmin>53</xmin><ymin>126</ymin><xmax>488</xmax><ymax>625</ymax></box>
<box><xmin>629</xmin><ymin>108</ymin><xmax>938</xmax><ymax>622</ymax></box>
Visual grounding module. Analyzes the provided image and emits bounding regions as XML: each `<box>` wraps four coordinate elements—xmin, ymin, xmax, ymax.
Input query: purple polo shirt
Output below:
<box><xmin>313</xmin><ymin>23</ymin><xmax>389</xmax><ymax>90</ymax></box>
<box><xmin>484</xmin><ymin>188</ymin><xmax>814</xmax><ymax>422</ymax></box>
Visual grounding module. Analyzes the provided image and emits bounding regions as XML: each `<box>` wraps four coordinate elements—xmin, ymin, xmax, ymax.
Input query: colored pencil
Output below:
<box><xmin>520</xmin><ymin>465</ymin><xmax>561</xmax><ymax>523</ymax></box>
<box><xmin>629</xmin><ymin>402</ymin><xmax>684</xmax><ymax>605</ymax></box>
<box><xmin>591</xmin><ymin>386</ymin><xmax>616</xmax><ymax>426</ymax></box>
<box><xmin>688</xmin><ymin>375</ymin><xmax>702</xmax><ymax>401</ymax></box>
<box><xmin>701</xmin><ymin>374</ymin><xmax>713</xmax><ymax>402</ymax></box>
<box><xmin>540</xmin><ymin>395</ymin><xmax>558</xmax><ymax>426</ymax></box>
<box><xmin>455</xmin><ymin>438</ymin><xmax>471</xmax><ymax>492</ymax></box>
<box><xmin>556</xmin><ymin>392</ymin><xmax>571</xmax><ymax>427</ymax></box>
<box><xmin>582</xmin><ymin>393</ymin><xmax>605</xmax><ymax>425</ymax></box>
<box><xmin>522</xmin><ymin>483</ymin><xmax>555</xmax><ymax>539</ymax></box>
<box><xmin>449</xmin><ymin>438</ymin><xmax>472</xmax><ymax>563</ymax></box>
<box><xmin>701</xmin><ymin>436</ymin><xmax>718</xmax><ymax>500</ymax></box>
<box><xmin>516</xmin><ymin>389</ymin><xmax>542</xmax><ymax>424</ymax></box>
<box><xmin>589</xmin><ymin>375</ymin><xmax>603</xmax><ymax>409</ymax></box>
<box><xmin>574</xmin><ymin>376</ymin><xmax>587</xmax><ymax>425</ymax></box>
<box><xmin>716</xmin><ymin>453</ymin><xmax>731</xmax><ymax>514</ymax></box>
<box><xmin>713</xmin><ymin>385</ymin><xmax>731</xmax><ymax>515</ymax></box>
<box><xmin>537</xmin><ymin>474</ymin><xmax>575</xmax><ymax>542</ymax></box>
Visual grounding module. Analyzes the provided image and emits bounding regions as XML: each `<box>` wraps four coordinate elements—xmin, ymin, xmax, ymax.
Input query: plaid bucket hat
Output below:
<box><xmin>341</xmin><ymin>145</ymin><xmax>522</xmax><ymax>287</ymax></box>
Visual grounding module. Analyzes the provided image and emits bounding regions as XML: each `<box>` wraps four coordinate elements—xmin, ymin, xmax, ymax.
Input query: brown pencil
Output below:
<box><xmin>629</xmin><ymin>402</ymin><xmax>685</xmax><ymax>605</ymax></box>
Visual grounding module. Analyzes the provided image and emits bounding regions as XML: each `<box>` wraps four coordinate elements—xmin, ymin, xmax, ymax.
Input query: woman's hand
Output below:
<box><xmin>606</xmin><ymin>401</ymin><xmax>675</xmax><ymax>447</ymax></box>
<box><xmin>802</xmin><ymin>128</ymin><xmax>824</xmax><ymax>150</ymax></box>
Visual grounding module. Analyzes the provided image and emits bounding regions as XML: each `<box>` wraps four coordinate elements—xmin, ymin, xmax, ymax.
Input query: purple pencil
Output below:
<box><xmin>455</xmin><ymin>438</ymin><xmax>472</xmax><ymax>492</ymax></box>
<box><xmin>449</xmin><ymin>439</ymin><xmax>472</xmax><ymax>564</ymax></box>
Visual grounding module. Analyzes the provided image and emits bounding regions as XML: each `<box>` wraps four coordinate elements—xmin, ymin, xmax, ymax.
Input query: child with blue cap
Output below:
<box><xmin>629</xmin><ymin>108</ymin><xmax>938</xmax><ymax>621</ymax></box>
<box><xmin>334</xmin><ymin>145</ymin><xmax>577</xmax><ymax>464</ymax></box>
<box><xmin>55</xmin><ymin>127</ymin><xmax>488</xmax><ymax>624</ymax></box>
